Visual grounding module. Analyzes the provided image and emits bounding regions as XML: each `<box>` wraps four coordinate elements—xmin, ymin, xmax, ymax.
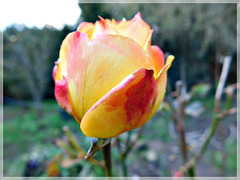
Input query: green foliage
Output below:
<box><xmin>212</xmin><ymin>141</ymin><xmax>237</xmax><ymax>176</ymax></box>
<box><xmin>191</xmin><ymin>83</ymin><xmax>211</xmax><ymax>98</ymax></box>
<box><xmin>4</xmin><ymin>110</ymin><xmax>68</xmax><ymax>145</ymax></box>
<box><xmin>202</xmin><ymin>96</ymin><xmax>215</xmax><ymax>110</ymax></box>
<box><xmin>3</xmin><ymin>101</ymin><xmax>77</xmax><ymax>176</ymax></box>
<box><xmin>3</xmin><ymin>100</ymin><xmax>107</xmax><ymax>177</ymax></box>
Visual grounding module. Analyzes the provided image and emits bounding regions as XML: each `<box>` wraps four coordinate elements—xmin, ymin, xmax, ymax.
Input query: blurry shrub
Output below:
<box><xmin>3</xmin><ymin>25</ymin><xmax>73</xmax><ymax>102</ymax></box>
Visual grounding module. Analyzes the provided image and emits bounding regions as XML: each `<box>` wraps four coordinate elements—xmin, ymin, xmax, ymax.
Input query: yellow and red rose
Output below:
<box><xmin>53</xmin><ymin>13</ymin><xmax>174</xmax><ymax>138</ymax></box>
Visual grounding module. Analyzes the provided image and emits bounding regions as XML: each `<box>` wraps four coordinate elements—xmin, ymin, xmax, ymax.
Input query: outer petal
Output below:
<box><xmin>53</xmin><ymin>64</ymin><xmax>73</xmax><ymax>116</ymax></box>
<box><xmin>116</xmin><ymin>13</ymin><xmax>151</xmax><ymax>48</ymax></box>
<box><xmin>151</xmin><ymin>45</ymin><xmax>165</xmax><ymax>76</ymax></box>
<box><xmin>55</xmin><ymin>32</ymin><xmax>89</xmax><ymax>122</ymax></box>
<box><xmin>56</xmin><ymin>31</ymin><xmax>155</xmax><ymax>123</ymax></box>
<box><xmin>142</xmin><ymin>30</ymin><xmax>164</xmax><ymax>77</ymax></box>
<box><xmin>148</xmin><ymin>55</ymin><xmax>175</xmax><ymax>119</ymax></box>
<box><xmin>54</xmin><ymin>76</ymin><xmax>73</xmax><ymax>116</ymax></box>
<box><xmin>80</xmin><ymin>68</ymin><xmax>156</xmax><ymax>138</ymax></box>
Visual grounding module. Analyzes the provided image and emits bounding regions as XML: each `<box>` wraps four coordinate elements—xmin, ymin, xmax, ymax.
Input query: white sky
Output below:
<box><xmin>0</xmin><ymin>0</ymin><xmax>81</xmax><ymax>31</ymax></box>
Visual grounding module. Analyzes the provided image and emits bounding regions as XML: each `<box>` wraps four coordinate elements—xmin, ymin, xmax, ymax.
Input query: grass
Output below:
<box><xmin>3</xmin><ymin>100</ymin><xmax>82</xmax><ymax>176</ymax></box>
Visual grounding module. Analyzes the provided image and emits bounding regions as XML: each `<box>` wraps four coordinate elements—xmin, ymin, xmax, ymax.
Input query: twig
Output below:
<box><xmin>63</xmin><ymin>126</ymin><xmax>84</xmax><ymax>153</ymax></box>
<box><xmin>175</xmin><ymin>81</ymin><xmax>189</xmax><ymax>164</ymax></box>
<box><xmin>174</xmin><ymin>56</ymin><xmax>233</xmax><ymax>176</ymax></box>
<box><xmin>122</xmin><ymin>126</ymin><xmax>145</xmax><ymax>157</ymax></box>
<box><xmin>116</xmin><ymin>138</ymin><xmax>127</xmax><ymax>176</ymax></box>
<box><xmin>63</xmin><ymin>126</ymin><xmax>104</xmax><ymax>167</ymax></box>
<box><xmin>125</xmin><ymin>131</ymin><xmax>132</xmax><ymax>147</ymax></box>
<box><xmin>214</xmin><ymin>56</ymin><xmax>232</xmax><ymax>112</ymax></box>
<box><xmin>219</xmin><ymin>107</ymin><xmax>237</xmax><ymax>119</ymax></box>
<box><xmin>116</xmin><ymin>126</ymin><xmax>145</xmax><ymax>176</ymax></box>
<box><xmin>219</xmin><ymin>122</ymin><xmax>226</xmax><ymax>176</ymax></box>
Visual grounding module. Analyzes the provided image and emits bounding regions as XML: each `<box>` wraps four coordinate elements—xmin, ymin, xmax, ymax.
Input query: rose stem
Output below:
<box><xmin>102</xmin><ymin>141</ymin><xmax>113</xmax><ymax>177</ymax></box>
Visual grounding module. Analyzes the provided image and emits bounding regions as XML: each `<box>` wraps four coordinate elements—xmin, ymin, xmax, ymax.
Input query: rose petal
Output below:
<box><xmin>151</xmin><ymin>45</ymin><xmax>165</xmax><ymax>77</ymax></box>
<box><xmin>52</xmin><ymin>62</ymin><xmax>58</xmax><ymax>81</ymax></box>
<box><xmin>116</xmin><ymin>13</ymin><xmax>151</xmax><ymax>48</ymax></box>
<box><xmin>80</xmin><ymin>68</ymin><xmax>156</xmax><ymax>138</ymax></box>
<box><xmin>142</xmin><ymin>29</ymin><xmax>153</xmax><ymax>53</ymax></box>
<box><xmin>81</xmin><ymin>34</ymin><xmax>154</xmax><ymax>120</ymax></box>
<box><xmin>141</xmin><ymin>30</ymin><xmax>164</xmax><ymax>77</ymax></box>
<box><xmin>54</xmin><ymin>75</ymin><xmax>73</xmax><ymax>116</ymax></box>
<box><xmin>90</xmin><ymin>17</ymin><xmax>119</xmax><ymax>40</ymax></box>
<box><xmin>56</xmin><ymin>31</ymin><xmax>155</xmax><ymax>123</ymax></box>
<box><xmin>77</xmin><ymin>22</ymin><xmax>95</xmax><ymax>38</ymax></box>
<box><xmin>53</xmin><ymin>62</ymin><xmax>73</xmax><ymax>116</ymax></box>
<box><xmin>148</xmin><ymin>55</ymin><xmax>174</xmax><ymax>118</ymax></box>
<box><xmin>55</xmin><ymin>31</ymin><xmax>89</xmax><ymax>122</ymax></box>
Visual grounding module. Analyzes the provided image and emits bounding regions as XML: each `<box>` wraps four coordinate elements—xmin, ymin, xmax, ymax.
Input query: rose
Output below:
<box><xmin>53</xmin><ymin>13</ymin><xmax>174</xmax><ymax>138</ymax></box>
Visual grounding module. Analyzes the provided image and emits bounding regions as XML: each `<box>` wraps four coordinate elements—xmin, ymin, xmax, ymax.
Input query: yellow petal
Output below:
<box><xmin>142</xmin><ymin>31</ymin><xmax>165</xmax><ymax>78</ymax></box>
<box><xmin>56</xmin><ymin>32</ymin><xmax>89</xmax><ymax>122</ymax></box>
<box><xmin>77</xmin><ymin>22</ymin><xmax>95</xmax><ymax>38</ymax></box>
<box><xmin>151</xmin><ymin>45</ymin><xmax>165</xmax><ymax>77</ymax></box>
<box><xmin>81</xmin><ymin>34</ymin><xmax>154</xmax><ymax>120</ymax></box>
<box><xmin>116</xmin><ymin>13</ymin><xmax>151</xmax><ymax>48</ymax></box>
<box><xmin>56</xmin><ymin>31</ymin><xmax>155</xmax><ymax>123</ymax></box>
<box><xmin>149</xmin><ymin>55</ymin><xmax>175</xmax><ymax>119</ymax></box>
<box><xmin>81</xmin><ymin>68</ymin><xmax>156</xmax><ymax>138</ymax></box>
<box><xmin>90</xmin><ymin>17</ymin><xmax>119</xmax><ymax>40</ymax></box>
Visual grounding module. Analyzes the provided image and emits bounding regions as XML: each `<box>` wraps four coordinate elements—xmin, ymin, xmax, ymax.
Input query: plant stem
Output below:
<box><xmin>63</xmin><ymin>126</ymin><xmax>83</xmax><ymax>152</ymax></box>
<box><xmin>214</xmin><ymin>56</ymin><xmax>232</xmax><ymax>112</ymax></box>
<box><xmin>173</xmin><ymin>113</ymin><xmax>221</xmax><ymax>176</ymax></box>
<box><xmin>188</xmin><ymin>166</ymin><xmax>195</xmax><ymax>178</ymax></box>
<box><xmin>126</xmin><ymin>131</ymin><xmax>132</xmax><ymax>147</ymax></box>
<box><xmin>116</xmin><ymin>127</ymin><xmax>144</xmax><ymax>177</ymax></box>
<box><xmin>120</xmin><ymin>154</ymin><xmax>128</xmax><ymax>177</ymax></box>
<box><xmin>219</xmin><ymin>122</ymin><xmax>226</xmax><ymax>177</ymax></box>
<box><xmin>102</xmin><ymin>142</ymin><xmax>113</xmax><ymax>177</ymax></box>
<box><xmin>193</xmin><ymin>113</ymin><xmax>220</xmax><ymax>166</ymax></box>
<box><xmin>178</xmin><ymin>117</ymin><xmax>188</xmax><ymax>163</ymax></box>
<box><xmin>175</xmin><ymin>81</ymin><xmax>189</xmax><ymax>164</ymax></box>
<box><xmin>116</xmin><ymin>137</ymin><xmax>128</xmax><ymax>177</ymax></box>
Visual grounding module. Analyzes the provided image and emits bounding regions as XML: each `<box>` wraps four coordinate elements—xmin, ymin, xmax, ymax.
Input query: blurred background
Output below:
<box><xmin>2</xmin><ymin>1</ymin><xmax>238</xmax><ymax>177</ymax></box>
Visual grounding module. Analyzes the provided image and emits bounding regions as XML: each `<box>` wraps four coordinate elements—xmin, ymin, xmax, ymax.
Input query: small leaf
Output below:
<box><xmin>191</xmin><ymin>83</ymin><xmax>211</xmax><ymax>97</ymax></box>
